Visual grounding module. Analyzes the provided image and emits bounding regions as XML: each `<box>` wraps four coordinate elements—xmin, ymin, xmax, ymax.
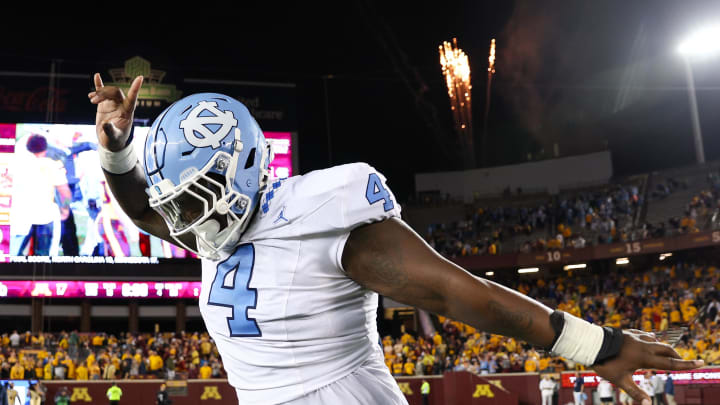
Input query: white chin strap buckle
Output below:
<box><xmin>216</xmin><ymin>201</ymin><xmax>230</xmax><ymax>215</ymax></box>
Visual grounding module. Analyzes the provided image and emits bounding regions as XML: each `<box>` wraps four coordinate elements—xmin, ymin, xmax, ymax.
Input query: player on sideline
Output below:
<box><xmin>89</xmin><ymin>73</ymin><xmax>701</xmax><ymax>405</ymax></box>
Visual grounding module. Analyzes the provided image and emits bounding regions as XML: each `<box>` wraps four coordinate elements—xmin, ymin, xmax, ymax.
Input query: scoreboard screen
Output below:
<box><xmin>0</xmin><ymin>123</ymin><xmax>294</xmax><ymax>262</ymax></box>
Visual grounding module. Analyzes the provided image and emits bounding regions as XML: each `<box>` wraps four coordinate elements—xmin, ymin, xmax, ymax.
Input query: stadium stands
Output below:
<box><xmin>415</xmin><ymin>162</ymin><xmax>720</xmax><ymax>258</ymax></box>
<box><xmin>381</xmin><ymin>260</ymin><xmax>720</xmax><ymax>376</ymax></box>
<box><xmin>0</xmin><ymin>331</ymin><xmax>224</xmax><ymax>381</ymax></box>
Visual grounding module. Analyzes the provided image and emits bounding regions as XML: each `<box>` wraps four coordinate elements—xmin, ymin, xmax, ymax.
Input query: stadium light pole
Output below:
<box><xmin>677</xmin><ymin>24</ymin><xmax>720</xmax><ymax>164</ymax></box>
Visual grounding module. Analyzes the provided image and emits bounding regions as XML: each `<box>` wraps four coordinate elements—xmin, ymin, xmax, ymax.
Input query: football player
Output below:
<box><xmin>89</xmin><ymin>73</ymin><xmax>699</xmax><ymax>405</ymax></box>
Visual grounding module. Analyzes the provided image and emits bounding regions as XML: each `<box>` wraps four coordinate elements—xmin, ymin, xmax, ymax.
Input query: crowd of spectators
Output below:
<box><xmin>648</xmin><ymin>176</ymin><xmax>688</xmax><ymax>201</ymax></box>
<box><xmin>426</xmin><ymin>183</ymin><xmax>643</xmax><ymax>257</ymax></box>
<box><xmin>3</xmin><ymin>260</ymin><xmax>719</xmax><ymax>383</ymax></box>
<box><xmin>0</xmin><ymin>330</ymin><xmax>225</xmax><ymax>381</ymax></box>
<box><xmin>668</xmin><ymin>173</ymin><xmax>720</xmax><ymax>234</ymax></box>
<box><xmin>633</xmin><ymin>171</ymin><xmax>720</xmax><ymax>241</ymax></box>
<box><xmin>382</xmin><ymin>260</ymin><xmax>720</xmax><ymax>377</ymax></box>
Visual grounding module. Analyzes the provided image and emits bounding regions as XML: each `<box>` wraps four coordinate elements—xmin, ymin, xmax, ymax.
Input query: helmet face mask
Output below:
<box><xmin>143</xmin><ymin>94</ymin><xmax>273</xmax><ymax>259</ymax></box>
<box><xmin>149</xmin><ymin>152</ymin><xmax>252</xmax><ymax>259</ymax></box>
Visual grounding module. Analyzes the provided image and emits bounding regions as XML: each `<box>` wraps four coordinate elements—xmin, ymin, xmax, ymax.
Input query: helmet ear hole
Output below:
<box><xmin>244</xmin><ymin>148</ymin><xmax>256</xmax><ymax>169</ymax></box>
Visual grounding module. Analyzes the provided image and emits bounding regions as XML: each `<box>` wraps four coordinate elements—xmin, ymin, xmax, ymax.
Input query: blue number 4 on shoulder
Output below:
<box><xmin>365</xmin><ymin>173</ymin><xmax>394</xmax><ymax>212</ymax></box>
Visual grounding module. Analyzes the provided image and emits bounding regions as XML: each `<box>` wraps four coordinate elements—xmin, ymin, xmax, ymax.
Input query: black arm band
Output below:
<box><xmin>547</xmin><ymin>310</ymin><xmax>565</xmax><ymax>352</ymax></box>
<box><xmin>593</xmin><ymin>327</ymin><xmax>624</xmax><ymax>365</ymax></box>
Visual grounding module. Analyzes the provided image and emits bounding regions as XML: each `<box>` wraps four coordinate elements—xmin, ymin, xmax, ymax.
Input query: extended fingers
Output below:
<box><xmin>94</xmin><ymin>73</ymin><xmax>104</xmax><ymax>90</ymax></box>
<box><xmin>125</xmin><ymin>76</ymin><xmax>143</xmax><ymax>111</ymax></box>
<box><xmin>646</xmin><ymin>354</ymin><xmax>703</xmax><ymax>371</ymax></box>
<box><xmin>632</xmin><ymin>330</ymin><xmax>658</xmax><ymax>343</ymax></box>
<box><xmin>616</xmin><ymin>374</ymin><xmax>651</xmax><ymax>405</ymax></box>
<box><xmin>653</xmin><ymin>342</ymin><xmax>682</xmax><ymax>359</ymax></box>
<box><xmin>88</xmin><ymin>86</ymin><xmax>125</xmax><ymax>105</ymax></box>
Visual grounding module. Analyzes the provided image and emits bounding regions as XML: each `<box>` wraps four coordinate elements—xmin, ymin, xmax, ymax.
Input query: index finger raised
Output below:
<box><xmin>124</xmin><ymin>76</ymin><xmax>144</xmax><ymax>111</ymax></box>
<box><xmin>94</xmin><ymin>73</ymin><xmax>104</xmax><ymax>91</ymax></box>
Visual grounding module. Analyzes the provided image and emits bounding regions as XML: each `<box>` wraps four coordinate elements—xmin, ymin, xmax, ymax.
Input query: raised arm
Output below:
<box><xmin>342</xmin><ymin>217</ymin><xmax>701</xmax><ymax>405</ymax></box>
<box><xmin>88</xmin><ymin>73</ymin><xmax>194</xmax><ymax>250</ymax></box>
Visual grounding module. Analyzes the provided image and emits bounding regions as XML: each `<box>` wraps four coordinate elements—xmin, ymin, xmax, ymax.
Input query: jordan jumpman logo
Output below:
<box><xmin>274</xmin><ymin>205</ymin><xmax>289</xmax><ymax>224</ymax></box>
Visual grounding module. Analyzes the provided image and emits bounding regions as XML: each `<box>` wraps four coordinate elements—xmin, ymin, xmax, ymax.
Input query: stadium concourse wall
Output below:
<box><xmin>414</xmin><ymin>151</ymin><xmax>613</xmax><ymax>203</ymax></box>
<box><xmin>452</xmin><ymin>228</ymin><xmax>720</xmax><ymax>271</ymax></box>
<box><xmin>38</xmin><ymin>370</ymin><xmax>720</xmax><ymax>404</ymax></box>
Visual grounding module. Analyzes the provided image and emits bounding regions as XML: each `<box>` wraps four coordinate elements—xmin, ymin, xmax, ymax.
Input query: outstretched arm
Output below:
<box><xmin>342</xmin><ymin>217</ymin><xmax>701</xmax><ymax>405</ymax></box>
<box><xmin>88</xmin><ymin>73</ymin><xmax>195</xmax><ymax>250</ymax></box>
<box><xmin>343</xmin><ymin>217</ymin><xmax>554</xmax><ymax>345</ymax></box>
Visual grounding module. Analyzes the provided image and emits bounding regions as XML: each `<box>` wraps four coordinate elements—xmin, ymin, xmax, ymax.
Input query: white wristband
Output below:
<box><xmin>98</xmin><ymin>143</ymin><xmax>138</xmax><ymax>175</ymax></box>
<box><xmin>550</xmin><ymin>312</ymin><xmax>604</xmax><ymax>366</ymax></box>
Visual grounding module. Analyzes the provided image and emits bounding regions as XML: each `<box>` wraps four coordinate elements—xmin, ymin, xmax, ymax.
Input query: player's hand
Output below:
<box><xmin>593</xmin><ymin>329</ymin><xmax>703</xmax><ymax>405</ymax></box>
<box><xmin>87</xmin><ymin>73</ymin><xmax>143</xmax><ymax>151</ymax></box>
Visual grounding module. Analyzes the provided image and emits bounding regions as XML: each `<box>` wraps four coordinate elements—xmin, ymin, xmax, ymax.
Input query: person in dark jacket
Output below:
<box><xmin>0</xmin><ymin>382</ymin><xmax>8</xmax><ymax>405</ymax></box>
<box><xmin>664</xmin><ymin>372</ymin><xmax>675</xmax><ymax>405</ymax></box>
<box><xmin>156</xmin><ymin>384</ymin><xmax>171</xmax><ymax>405</ymax></box>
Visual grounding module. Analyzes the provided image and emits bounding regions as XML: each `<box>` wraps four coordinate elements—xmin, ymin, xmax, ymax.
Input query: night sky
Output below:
<box><xmin>7</xmin><ymin>1</ymin><xmax>720</xmax><ymax>202</ymax></box>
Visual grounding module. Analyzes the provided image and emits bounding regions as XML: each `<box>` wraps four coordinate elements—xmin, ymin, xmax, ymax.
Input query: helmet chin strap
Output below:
<box><xmin>194</xmin><ymin>219</ymin><xmax>221</xmax><ymax>258</ymax></box>
<box><xmin>195</xmin><ymin>219</ymin><xmax>220</xmax><ymax>241</ymax></box>
<box><xmin>193</xmin><ymin>216</ymin><xmax>242</xmax><ymax>258</ymax></box>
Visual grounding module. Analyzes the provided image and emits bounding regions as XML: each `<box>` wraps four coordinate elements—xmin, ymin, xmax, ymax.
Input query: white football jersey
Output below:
<box><xmin>198</xmin><ymin>162</ymin><xmax>402</xmax><ymax>405</ymax></box>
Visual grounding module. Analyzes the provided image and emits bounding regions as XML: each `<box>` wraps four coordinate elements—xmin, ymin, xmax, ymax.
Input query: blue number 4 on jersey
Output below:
<box><xmin>207</xmin><ymin>244</ymin><xmax>262</xmax><ymax>337</ymax></box>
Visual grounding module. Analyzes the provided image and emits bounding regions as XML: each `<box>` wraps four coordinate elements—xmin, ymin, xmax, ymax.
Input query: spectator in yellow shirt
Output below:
<box><xmin>670</xmin><ymin>307</ymin><xmax>681</xmax><ymax>325</ymax></box>
<box><xmin>88</xmin><ymin>361</ymin><xmax>101</xmax><ymax>380</ymax></box>
<box><xmin>382</xmin><ymin>335</ymin><xmax>393</xmax><ymax>348</ymax></box>
<box><xmin>683</xmin><ymin>305</ymin><xmax>698</xmax><ymax>322</ymax></box>
<box><xmin>60</xmin><ymin>356</ymin><xmax>75</xmax><ymax>379</ymax></box>
<box><xmin>659</xmin><ymin>313</ymin><xmax>668</xmax><ymax>331</ymax></box>
<box><xmin>539</xmin><ymin>355</ymin><xmax>551</xmax><ymax>371</ymax></box>
<box><xmin>641</xmin><ymin>316</ymin><xmax>653</xmax><ymax>332</ymax></box>
<box><xmin>681</xmin><ymin>345</ymin><xmax>697</xmax><ymax>361</ymax></box>
<box><xmin>43</xmin><ymin>362</ymin><xmax>52</xmax><ymax>380</ymax></box>
<box><xmin>200</xmin><ymin>338</ymin><xmax>212</xmax><ymax>356</ymax></box>
<box><xmin>92</xmin><ymin>334</ymin><xmax>104</xmax><ymax>347</ymax></box>
<box><xmin>392</xmin><ymin>358</ymin><xmax>403</xmax><ymax>376</ymax></box>
<box><xmin>9</xmin><ymin>362</ymin><xmax>23</xmax><ymax>379</ymax></box>
<box><xmin>403</xmin><ymin>360</ymin><xmax>415</xmax><ymax>376</ymax></box>
<box><xmin>75</xmin><ymin>363</ymin><xmax>88</xmax><ymax>380</ymax></box>
<box><xmin>86</xmin><ymin>353</ymin><xmax>96</xmax><ymax>368</ymax></box>
<box><xmin>504</xmin><ymin>338</ymin><xmax>517</xmax><ymax>353</ymax></box>
<box><xmin>199</xmin><ymin>362</ymin><xmax>212</xmax><ymax>379</ymax></box>
<box><xmin>488</xmin><ymin>243</ymin><xmax>498</xmax><ymax>255</ymax></box>
<box><xmin>34</xmin><ymin>360</ymin><xmax>43</xmax><ymax>380</ymax></box>
<box><xmin>58</xmin><ymin>336</ymin><xmax>68</xmax><ymax>350</ymax></box>
<box><xmin>706</xmin><ymin>343</ymin><xmax>720</xmax><ymax>365</ymax></box>
<box><xmin>149</xmin><ymin>351</ymin><xmax>164</xmax><ymax>376</ymax></box>
<box><xmin>524</xmin><ymin>357</ymin><xmax>538</xmax><ymax>372</ymax></box>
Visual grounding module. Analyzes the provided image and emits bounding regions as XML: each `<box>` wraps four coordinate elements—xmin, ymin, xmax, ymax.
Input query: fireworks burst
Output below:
<box><xmin>488</xmin><ymin>38</ymin><xmax>496</xmax><ymax>74</ymax></box>
<box><xmin>439</xmin><ymin>38</ymin><xmax>473</xmax><ymax>166</ymax></box>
